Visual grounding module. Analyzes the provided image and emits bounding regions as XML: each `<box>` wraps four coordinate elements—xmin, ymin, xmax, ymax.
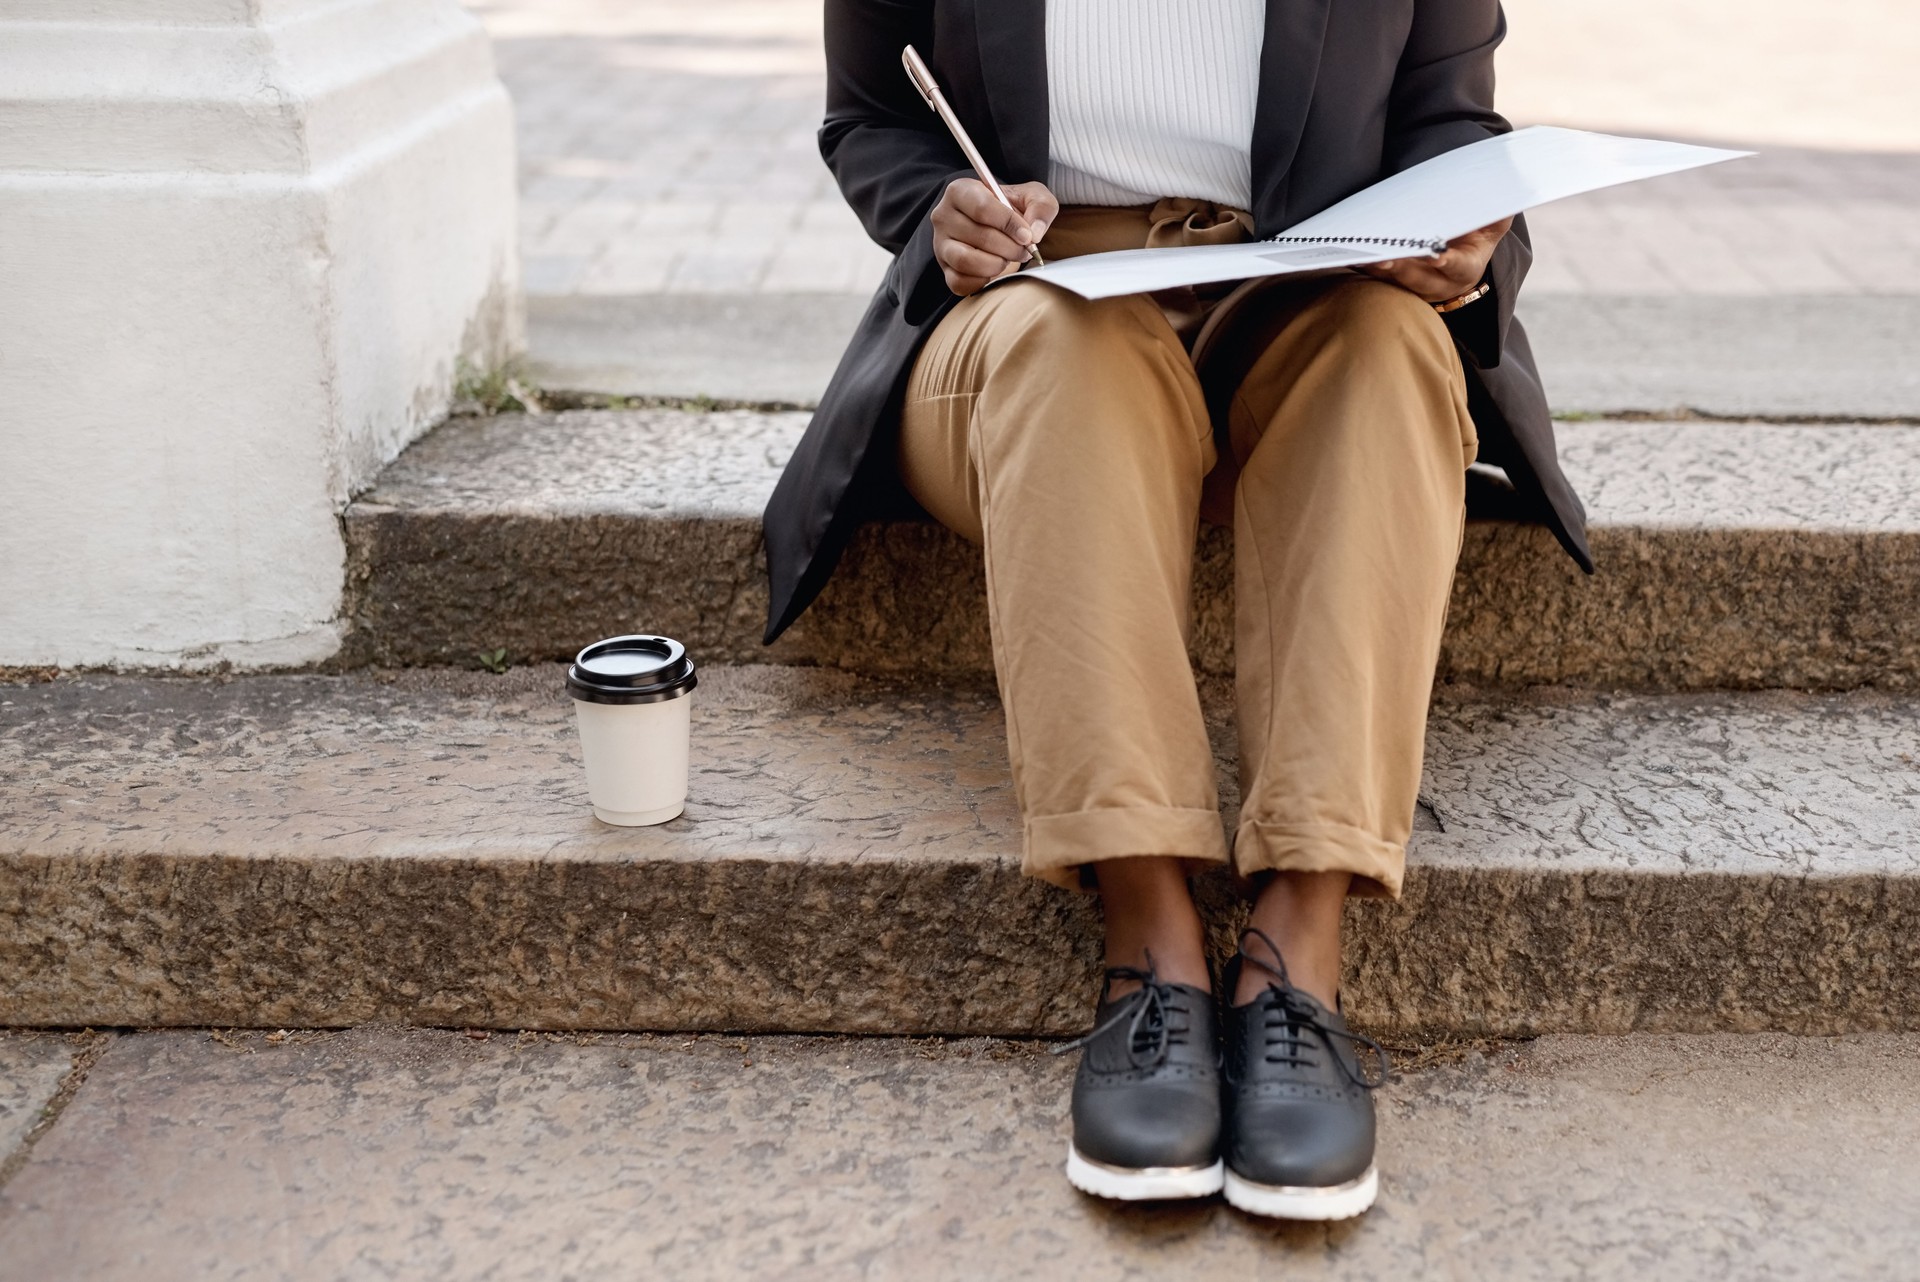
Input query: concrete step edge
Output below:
<box><xmin>521</xmin><ymin>291</ymin><xmax>1920</xmax><ymax>420</ymax></box>
<box><xmin>3</xmin><ymin>667</ymin><xmax>1914</xmax><ymax>1036</ymax></box>
<box><xmin>339</xmin><ymin>409</ymin><xmax>1920</xmax><ymax>689</ymax></box>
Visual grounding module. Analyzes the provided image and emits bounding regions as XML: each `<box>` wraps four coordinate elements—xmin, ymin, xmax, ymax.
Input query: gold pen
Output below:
<box><xmin>901</xmin><ymin>43</ymin><xmax>1044</xmax><ymax>267</ymax></box>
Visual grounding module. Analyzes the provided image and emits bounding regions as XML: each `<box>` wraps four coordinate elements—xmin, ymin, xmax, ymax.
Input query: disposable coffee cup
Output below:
<box><xmin>566</xmin><ymin>635</ymin><xmax>698</xmax><ymax>826</ymax></box>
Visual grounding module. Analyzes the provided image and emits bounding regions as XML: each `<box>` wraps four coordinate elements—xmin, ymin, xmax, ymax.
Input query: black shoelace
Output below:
<box><xmin>1051</xmin><ymin>955</ymin><xmax>1192</xmax><ymax>1071</ymax></box>
<box><xmin>1233</xmin><ymin>928</ymin><xmax>1392</xmax><ymax>1090</ymax></box>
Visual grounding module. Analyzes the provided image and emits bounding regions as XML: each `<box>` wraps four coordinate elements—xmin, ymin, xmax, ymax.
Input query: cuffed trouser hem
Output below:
<box><xmin>1231</xmin><ymin>819</ymin><xmax>1406</xmax><ymax>900</ymax></box>
<box><xmin>1023</xmin><ymin>805</ymin><xmax>1232</xmax><ymax>891</ymax></box>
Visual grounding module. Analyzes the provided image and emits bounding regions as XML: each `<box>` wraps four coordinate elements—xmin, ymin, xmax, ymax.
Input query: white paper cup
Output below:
<box><xmin>566</xmin><ymin>635</ymin><xmax>697</xmax><ymax>826</ymax></box>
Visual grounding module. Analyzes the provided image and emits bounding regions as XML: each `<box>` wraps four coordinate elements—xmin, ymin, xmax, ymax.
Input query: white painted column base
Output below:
<box><xmin>0</xmin><ymin>0</ymin><xmax>521</xmax><ymax>668</ymax></box>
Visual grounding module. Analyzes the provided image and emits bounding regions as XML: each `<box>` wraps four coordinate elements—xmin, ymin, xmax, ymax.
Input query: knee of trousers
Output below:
<box><xmin>969</xmin><ymin>286</ymin><xmax>1207</xmax><ymax>454</ymax></box>
<box><xmin>1268</xmin><ymin>277</ymin><xmax>1475</xmax><ymax>464</ymax></box>
<box><xmin>1296</xmin><ymin>277</ymin><xmax>1459</xmax><ymax>368</ymax></box>
<box><xmin>977</xmin><ymin>286</ymin><xmax>1187</xmax><ymax>390</ymax></box>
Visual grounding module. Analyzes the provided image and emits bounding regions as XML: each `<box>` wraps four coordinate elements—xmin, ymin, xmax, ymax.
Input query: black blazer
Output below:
<box><xmin>762</xmin><ymin>0</ymin><xmax>1593</xmax><ymax>644</ymax></box>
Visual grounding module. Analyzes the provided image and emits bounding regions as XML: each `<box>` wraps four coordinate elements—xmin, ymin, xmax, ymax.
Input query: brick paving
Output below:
<box><xmin>469</xmin><ymin>0</ymin><xmax>1920</xmax><ymax>299</ymax></box>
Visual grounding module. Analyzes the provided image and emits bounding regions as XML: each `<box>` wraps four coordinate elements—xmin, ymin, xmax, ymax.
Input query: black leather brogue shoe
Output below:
<box><xmin>1056</xmin><ymin>962</ymin><xmax>1224</xmax><ymax>1200</ymax></box>
<box><xmin>1220</xmin><ymin>929</ymin><xmax>1391</xmax><ymax>1219</ymax></box>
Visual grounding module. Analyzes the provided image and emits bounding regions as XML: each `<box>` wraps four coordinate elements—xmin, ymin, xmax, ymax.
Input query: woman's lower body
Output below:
<box><xmin>897</xmin><ymin>202</ymin><xmax>1477</xmax><ymax>1216</ymax></box>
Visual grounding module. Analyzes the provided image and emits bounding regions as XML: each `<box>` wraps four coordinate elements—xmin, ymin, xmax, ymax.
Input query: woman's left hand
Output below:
<box><xmin>1359</xmin><ymin>216</ymin><xmax>1512</xmax><ymax>304</ymax></box>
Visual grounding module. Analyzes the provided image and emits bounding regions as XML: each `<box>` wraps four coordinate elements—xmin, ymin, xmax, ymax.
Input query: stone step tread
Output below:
<box><xmin>4</xmin><ymin>1028</ymin><xmax>1918</xmax><ymax>1280</ymax></box>
<box><xmin>340</xmin><ymin>411</ymin><xmax>1920</xmax><ymax>689</ymax></box>
<box><xmin>521</xmin><ymin>291</ymin><xmax>1920</xmax><ymax>421</ymax></box>
<box><xmin>6</xmin><ymin>666</ymin><xmax>1008</xmax><ymax>868</ymax></box>
<box><xmin>4</xmin><ymin>669</ymin><xmax>1916</xmax><ymax>1035</ymax></box>
<box><xmin>355</xmin><ymin>408</ymin><xmax>1920</xmax><ymax>533</ymax></box>
<box><xmin>5</xmin><ymin>667</ymin><xmax>1917</xmax><ymax>877</ymax></box>
<box><xmin>352</xmin><ymin>408</ymin><xmax>810</xmax><ymax>522</ymax></box>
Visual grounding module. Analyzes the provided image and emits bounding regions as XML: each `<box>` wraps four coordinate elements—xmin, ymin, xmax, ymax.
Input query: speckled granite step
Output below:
<box><xmin>4</xmin><ymin>667</ymin><xmax>1914</xmax><ymax>1036</ymax></box>
<box><xmin>341</xmin><ymin>409</ymin><xmax>1920</xmax><ymax>689</ymax></box>
<box><xmin>7</xmin><ymin>1028</ymin><xmax>1919</xmax><ymax>1280</ymax></box>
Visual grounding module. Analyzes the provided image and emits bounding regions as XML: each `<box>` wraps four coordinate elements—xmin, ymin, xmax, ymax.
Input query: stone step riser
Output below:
<box><xmin>5</xmin><ymin>670</ymin><xmax>1915</xmax><ymax>1037</ymax></box>
<box><xmin>4</xmin><ymin>854</ymin><xmax>1911</xmax><ymax>1037</ymax></box>
<box><xmin>343</xmin><ymin>512</ymin><xmax>1920</xmax><ymax>689</ymax></box>
<box><xmin>337</xmin><ymin>411</ymin><xmax>1920</xmax><ymax>690</ymax></box>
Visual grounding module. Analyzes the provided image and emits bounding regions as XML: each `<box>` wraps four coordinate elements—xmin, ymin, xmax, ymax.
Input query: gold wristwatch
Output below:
<box><xmin>1433</xmin><ymin>281</ymin><xmax>1492</xmax><ymax>314</ymax></box>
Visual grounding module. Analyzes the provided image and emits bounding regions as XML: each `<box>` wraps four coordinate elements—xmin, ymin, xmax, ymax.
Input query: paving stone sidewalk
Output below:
<box><xmin>462</xmin><ymin>0</ymin><xmax>1920</xmax><ymax>410</ymax></box>
<box><xmin>471</xmin><ymin>0</ymin><xmax>1920</xmax><ymax>301</ymax></box>
<box><xmin>2</xmin><ymin>1028</ymin><xmax>1915</xmax><ymax>1280</ymax></box>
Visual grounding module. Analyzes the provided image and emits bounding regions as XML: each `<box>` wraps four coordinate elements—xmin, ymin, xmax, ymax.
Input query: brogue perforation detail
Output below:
<box><xmin>1059</xmin><ymin>959</ymin><xmax>1224</xmax><ymax>1187</ymax></box>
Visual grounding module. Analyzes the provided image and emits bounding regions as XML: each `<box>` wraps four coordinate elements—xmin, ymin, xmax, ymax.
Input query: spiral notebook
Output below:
<box><xmin>1013</xmin><ymin>127</ymin><xmax>1751</xmax><ymax>300</ymax></box>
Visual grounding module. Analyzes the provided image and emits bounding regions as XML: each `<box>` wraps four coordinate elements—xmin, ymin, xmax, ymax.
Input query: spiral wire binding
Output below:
<box><xmin>1266</xmin><ymin>234</ymin><xmax>1447</xmax><ymax>253</ymax></box>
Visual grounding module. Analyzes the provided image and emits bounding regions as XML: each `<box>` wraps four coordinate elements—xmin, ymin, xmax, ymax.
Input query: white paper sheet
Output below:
<box><xmin>1010</xmin><ymin>127</ymin><xmax>1751</xmax><ymax>301</ymax></box>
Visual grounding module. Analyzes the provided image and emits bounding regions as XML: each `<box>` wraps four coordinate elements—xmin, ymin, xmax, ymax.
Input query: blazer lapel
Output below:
<box><xmin>1249</xmin><ymin>0</ymin><xmax>1333</xmax><ymax>231</ymax></box>
<box><xmin>973</xmin><ymin>0</ymin><xmax>1050</xmax><ymax>182</ymax></box>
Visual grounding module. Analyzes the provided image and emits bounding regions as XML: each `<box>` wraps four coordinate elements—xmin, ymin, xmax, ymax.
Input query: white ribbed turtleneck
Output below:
<box><xmin>1045</xmin><ymin>0</ymin><xmax>1266</xmax><ymax>208</ymax></box>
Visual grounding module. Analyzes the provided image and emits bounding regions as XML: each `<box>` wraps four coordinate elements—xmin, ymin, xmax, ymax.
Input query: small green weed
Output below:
<box><xmin>476</xmin><ymin>647</ymin><xmax>511</xmax><ymax>674</ymax></box>
<box><xmin>454</xmin><ymin>358</ymin><xmax>545</xmax><ymax>416</ymax></box>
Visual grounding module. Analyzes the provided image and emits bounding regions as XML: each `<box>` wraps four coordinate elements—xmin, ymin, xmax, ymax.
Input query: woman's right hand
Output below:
<box><xmin>930</xmin><ymin>178</ymin><xmax>1058</xmax><ymax>296</ymax></box>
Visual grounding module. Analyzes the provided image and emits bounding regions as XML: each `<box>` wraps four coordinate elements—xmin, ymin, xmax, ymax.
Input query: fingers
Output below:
<box><xmin>1005</xmin><ymin>181</ymin><xmax>1059</xmax><ymax>242</ymax></box>
<box><xmin>1473</xmin><ymin>215</ymin><xmax>1516</xmax><ymax>243</ymax></box>
<box><xmin>1358</xmin><ymin>255</ymin><xmax>1472</xmax><ymax>304</ymax></box>
<box><xmin>938</xmin><ymin>220</ymin><xmax>1026</xmax><ymax>266</ymax></box>
<box><xmin>933</xmin><ymin>177</ymin><xmax>1040</xmax><ymax>295</ymax></box>
<box><xmin>1362</xmin><ymin>256</ymin><xmax>1448</xmax><ymax>288</ymax></box>
<box><xmin>932</xmin><ymin>218</ymin><xmax>1022</xmax><ymax>293</ymax></box>
<box><xmin>940</xmin><ymin>256</ymin><xmax>1020</xmax><ymax>297</ymax></box>
<box><xmin>939</xmin><ymin>238</ymin><xmax>1017</xmax><ymax>283</ymax></box>
<box><xmin>942</xmin><ymin>271</ymin><xmax>991</xmax><ymax>297</ymax></box>
<box><xmin>945</xmin><ymin>179</ymin><xmax>1038</xmax><ymax>252</ymax></box>
<box><xmin>1442</xmin><ymin>216</ymin><xmax>1512</xmax><ymax>262</ymax></box>
<box><xmin>1420</xmin><ymin>249</ymin><xmax>1466</xmax><ymax>287</ymax></box>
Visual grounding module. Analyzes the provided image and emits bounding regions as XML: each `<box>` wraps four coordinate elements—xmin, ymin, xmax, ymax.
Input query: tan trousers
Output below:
<box><xmin>898</xmin><ymin>203</ymin><xmax>1477</xmax><ymax>898</ymax></box>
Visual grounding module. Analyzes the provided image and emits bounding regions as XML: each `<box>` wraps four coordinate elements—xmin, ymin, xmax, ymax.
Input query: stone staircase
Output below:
<box><xmin>343</xmin><ymin>408</ymin><xmax>1920</xmax><ymax>688</ymax></box>
<box><xmin>4</xmin><ymin>406</ymin><xmax>1917</xmax><ymax>1037</ymax></box>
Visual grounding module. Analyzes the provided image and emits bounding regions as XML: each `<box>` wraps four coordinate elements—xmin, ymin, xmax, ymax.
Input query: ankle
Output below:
<box><xmin>1231</xmin><ymin>955</ymin><xmax>1338</xmax><ymax>1010</ymax></box>
<box><xmin>1234</xmin><ymin>871</ymin><xmax>1350</xmax><ymax>1009</ymax></box>
<box><xmin>1104</xmin><ymin>939</ymin><xmax>1211</xmax><ymax>994</ymax></box>
<box><xmin>1094</xmin><ymin>856</ymin><xmax>1212</xmax><ymax>994</ymax></box>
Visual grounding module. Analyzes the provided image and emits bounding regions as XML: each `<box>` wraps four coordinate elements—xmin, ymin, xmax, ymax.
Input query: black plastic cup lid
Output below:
<box><xmin>566</xmin><ymin>635</ymin><xmax>698</xmax><ymax>705</ymax></box>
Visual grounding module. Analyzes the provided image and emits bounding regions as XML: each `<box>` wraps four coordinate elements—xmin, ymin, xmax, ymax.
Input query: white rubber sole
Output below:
<box><xmin>1223</xmin><ymin>1163</ymin><xmax>1379</xmax><ymax>1220</ymax></box>
<box><xmin>1065</xmin><ymin>1144</ymin><xmax>1226</xmax><ymax>1201</ymax></box>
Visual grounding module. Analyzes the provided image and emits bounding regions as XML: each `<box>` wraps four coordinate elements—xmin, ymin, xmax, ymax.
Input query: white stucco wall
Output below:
<box><xmin>0</xmin><ymin>0</ymin><xmax>520</xmax><ymax>667</ymax></box>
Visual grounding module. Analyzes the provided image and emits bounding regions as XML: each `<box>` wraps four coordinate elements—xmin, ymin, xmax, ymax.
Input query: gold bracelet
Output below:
<box><xmin>1432</xmin><ymin>281</ymin><xmax>1492</xmax><ymax>314</ymax></box>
